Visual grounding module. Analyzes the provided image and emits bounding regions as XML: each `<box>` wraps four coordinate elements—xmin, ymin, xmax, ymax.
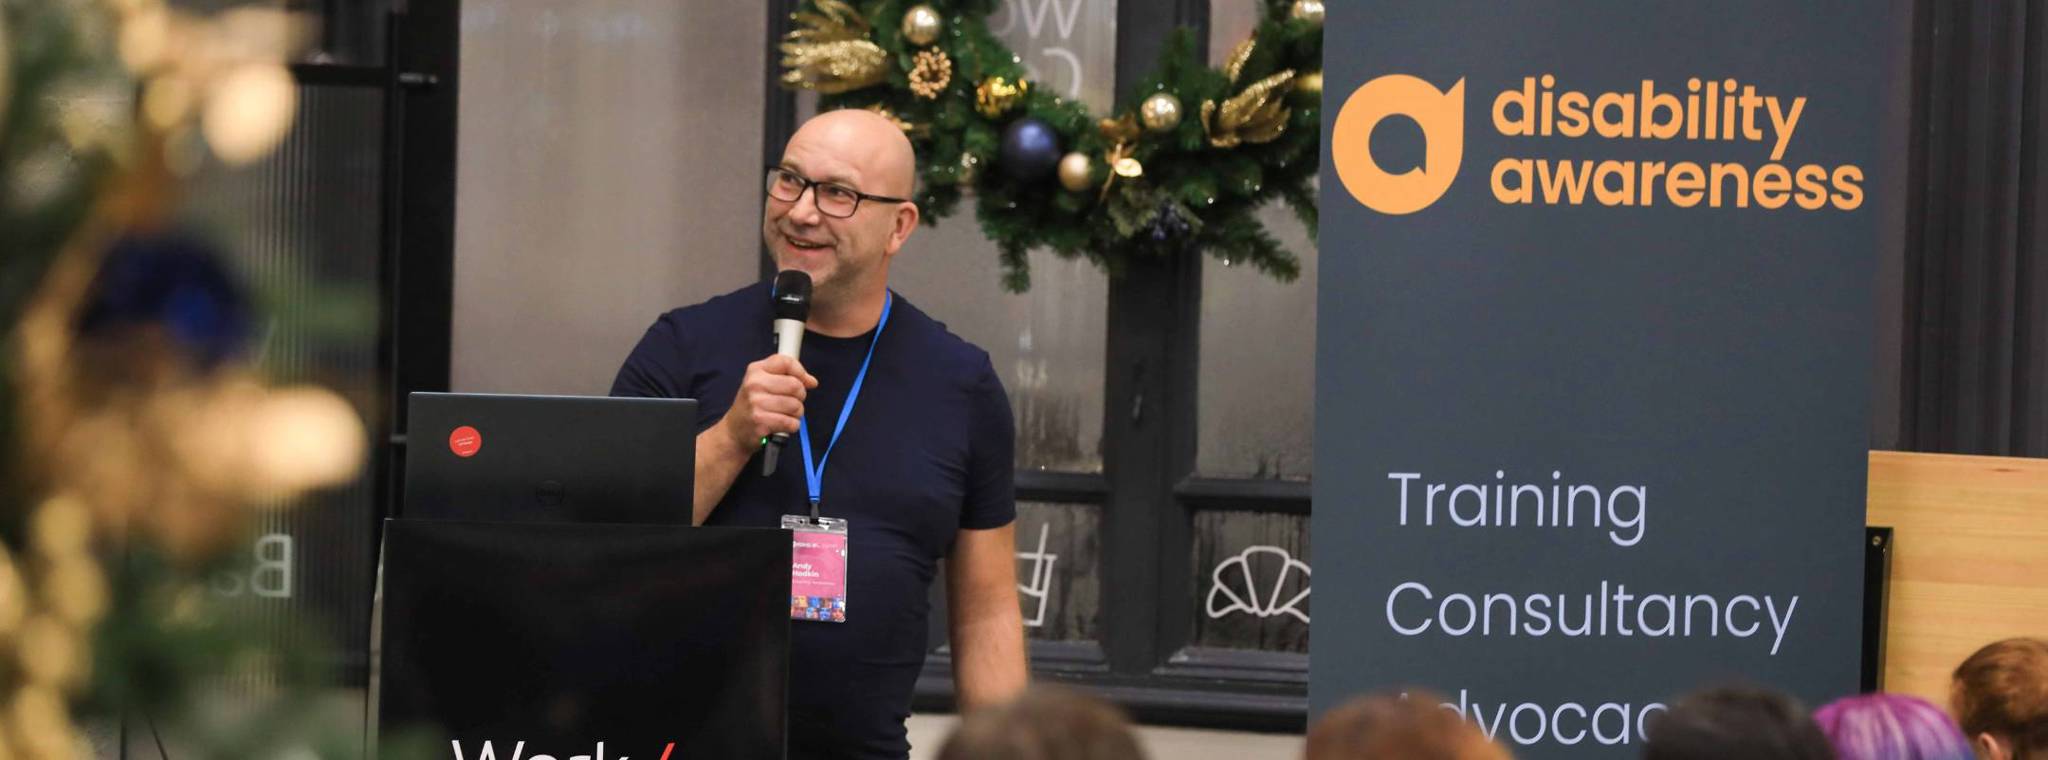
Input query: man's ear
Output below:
<box><xmin>1974</xmin><ymin>732</ymin><xmax>2008</xmax><ymax>760</ymax></box>
<box><xmin>887</xmin><ymin>201</ymin><xmax>920</xmax><ymax>253</ymax></box>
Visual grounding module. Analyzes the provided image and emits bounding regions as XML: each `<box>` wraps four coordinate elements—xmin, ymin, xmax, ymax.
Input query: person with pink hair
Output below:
<box><xmin>1815</xmin><ymin>693</ymin><xmax>1975</xmax><ymax>760</ymax></box>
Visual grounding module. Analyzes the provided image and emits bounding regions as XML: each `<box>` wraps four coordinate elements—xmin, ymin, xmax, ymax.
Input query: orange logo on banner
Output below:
<box><xmin>1333</xmin><ymin>75</ymin><xmax>1466</xmax><ymax>214</ymax></box>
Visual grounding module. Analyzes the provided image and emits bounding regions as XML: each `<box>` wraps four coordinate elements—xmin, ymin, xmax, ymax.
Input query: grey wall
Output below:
<box><xmin>452</xmin><ymin>1</ymin><xmax>767</xmax><ymax>395</ymax></box>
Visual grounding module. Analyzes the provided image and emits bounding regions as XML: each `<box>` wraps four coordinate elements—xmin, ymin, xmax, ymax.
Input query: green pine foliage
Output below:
<box><xmin>3</xmin><ymin>6</ymin><xmax>431</xmax><ymax>757</ymax></box>
<box><xmin>0</xmin><ymin>2</ymin><xmax>121</xmax><ymax>328</ymax></box>
<box><xmin>801</xmin><ymin>0</ymin><xmax>1321</xmax><ymax>291</ymax></box>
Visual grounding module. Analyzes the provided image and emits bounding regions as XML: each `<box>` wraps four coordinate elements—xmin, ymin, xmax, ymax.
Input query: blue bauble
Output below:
<box><xmin>998</xmin><ymin>118</ymin><xmax>1062</xmax><ymax>183</ymax></box>
<box><xmin>78</xmin><ymin>232</ymin><xmax>253</xmax><ymax>369</ymax></box>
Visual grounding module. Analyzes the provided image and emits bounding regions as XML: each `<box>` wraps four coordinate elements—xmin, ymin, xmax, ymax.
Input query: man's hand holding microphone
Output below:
<box><xmin>729</xmin><ymin>271</ymin><xmax>816</xmax><ymax>477</ymax></box>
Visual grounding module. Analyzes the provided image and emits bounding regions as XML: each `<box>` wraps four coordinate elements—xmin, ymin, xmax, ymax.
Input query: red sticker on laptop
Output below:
<box><xmin>448</xmin><ymin>426</ymin><xmax>482</xmax><ymax>457</ymax></box>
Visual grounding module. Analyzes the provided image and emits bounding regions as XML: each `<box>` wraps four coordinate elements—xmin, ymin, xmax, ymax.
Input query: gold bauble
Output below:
<box><xmin>118</xmin><ymin>4</ymin><xmax>172</xmax><ymax>73</ymax></box>
<box><xmin>143</xmin><ymin>74</ymin><xmax>197</xmax><ymax>131</ymax></box>
<box><xmin>0</xmin><ymin>550</ymin><xmax>24</xmax><ymax>636</ymax></box>
<box><xmin>248</xmin><ymin>386</ymin><xmax>367</xmax><ymax>495</ymax></box>
<box><xmin>976</xmin><ymin>76</ymin><xmax>1029</xmax><ymax>119</ymax></box>
<box><xmin>43</xmin><ymin>559</ymin><xmax>107</xmax><ymax>628</ymax></box>
<box><xmin>1297</xmin><ymin>71</ymin><xmax>1323</xmax><ymax>95</ymax></box>
<box><xmin>1057</xmin><ymin>152</ymin><xmax>1093</xmax><ymax>192</ymax></box>
<box><xmin>10</xmin><ymin>685</ymin><xmax>71</xmax><ymax>755</ymax></box>
<box><xmin>1290</xmin><ymin>0</ymin><xmax>1325</xmax><ymax>26</ymax></box>
<box><xmin>1139</xmin><ymin>92</ymin><xmax>1182</xmax><ymax>133</ymax></box>
<box><xmin>203</xmin><ymin>63</ymin><xmax>298</xmax><ymax>166</ymax></box>
<box><xmin>30</xmin><ymin>495</ymin><xmax>91</xmax><ymax>561</ymax></box>
<box><xmin>900</xmin><ymin>4</ymin><xmax>943</xmax><ymax>47</ymax></box>
<box><xmin>17</xmin><ymin>616</ymin><xmax>76</xmax><ymax>686</ymax></box>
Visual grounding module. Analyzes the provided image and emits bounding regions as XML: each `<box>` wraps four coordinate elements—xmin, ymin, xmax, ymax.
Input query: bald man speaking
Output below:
<box><xmin>611</xmin><ymin>110</ymin><xmax>1029</xmax><ymax>758</ymax></box>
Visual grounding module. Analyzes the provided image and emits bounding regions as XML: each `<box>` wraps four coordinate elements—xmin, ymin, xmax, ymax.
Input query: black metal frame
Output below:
<box><xmin>371</xmin><ymin>4</ymin><xmax>458</xmax><ymax>520</ymax></box>
<box><xmin>1861</xmin><ymin>526</ymin><xmax>1894</xmax><ymax>693</ymax></box>
<box><xmin>369</xmin><ymin>0</ymin><xmax>459</xmax><ymax>741</ymax></box>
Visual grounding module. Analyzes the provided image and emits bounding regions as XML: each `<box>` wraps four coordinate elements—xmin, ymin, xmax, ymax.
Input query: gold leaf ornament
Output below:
<box><xmin>1223</xmin><ymin>36</ymin><xmax>1255</xmax><ymax>85</ymax></box>
<box><xmin>865</xmin><ymin>105</ymin><xmax>929</xmax><ymax>138</ymax></box>
<box><xmin>1297</xmin><ymin>71</ymin><xmax>1322</xmax><ymax>96</ymax></box>
<box><xmin>1097</xmin><ymin>113</ymin><xmax>1141</xmax><ymax>145</ymax></box>
<box><xmin>1202</xmin><ymin>69</ymin><xmax>1296</xmax><ymax>148</ymax></box>
<box><xmin>976</xmin><ymin>76</ymin><xmax>1029</xmax><ymax>118</ymax></box>
<box><xmin>780</xmin><ymin>0</ymin><xmax>889</xmax><ymax>94</ymax></box>
<box><xmin>1095</xmin><ymin>114</ymin><xmax>1144</xmax><ymax>201</ymax></box>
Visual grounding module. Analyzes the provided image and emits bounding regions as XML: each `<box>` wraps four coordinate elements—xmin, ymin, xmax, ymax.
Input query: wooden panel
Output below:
<box><xmin>1868</xmin><ymin>451</ymin><xmax>2048</xmax><ymax>705</ymax></box>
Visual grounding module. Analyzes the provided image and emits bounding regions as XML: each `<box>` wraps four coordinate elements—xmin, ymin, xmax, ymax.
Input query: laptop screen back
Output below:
<box><xmin>403</xmin><ymin>393</ymin><xmax>696</xmax><ymax>524</ymax></box>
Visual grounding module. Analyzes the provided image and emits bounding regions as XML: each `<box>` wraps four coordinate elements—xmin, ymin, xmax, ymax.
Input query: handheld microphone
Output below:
<box><xmin>761</xmin><ymin>270</ymin><xmax>812</xmax><ymax>476</ymax></box>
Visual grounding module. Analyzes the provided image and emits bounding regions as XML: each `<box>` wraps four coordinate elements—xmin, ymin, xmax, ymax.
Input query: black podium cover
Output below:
<box><xmin>378</xmin><ymin>519</ymin><xmax>790</xmax><ymax>759</ymax></box>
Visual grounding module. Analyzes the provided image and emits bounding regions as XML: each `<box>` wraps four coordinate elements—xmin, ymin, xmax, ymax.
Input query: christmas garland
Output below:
<box><xmin>779</xmin><ymin>0</ymin><xmax>1324</xmax><ymax>291</ymax></box>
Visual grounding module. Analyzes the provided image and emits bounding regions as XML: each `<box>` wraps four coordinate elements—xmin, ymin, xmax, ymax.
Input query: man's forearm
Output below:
<box><xmin>692</xmin><ymin>427</ymin><xmax>750</xmax><ymax>525</ymax></box>
<box><xmin>950</xmin><ymin>606</ymin><xmax>1028</xmax><ymax>709</ymax></box>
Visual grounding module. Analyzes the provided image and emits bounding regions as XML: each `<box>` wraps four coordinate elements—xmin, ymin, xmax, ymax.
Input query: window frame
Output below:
<box><xmin>757</xmin><ymin>0</ymin><xmax>1311</xmax><ymax>728</ymax></box>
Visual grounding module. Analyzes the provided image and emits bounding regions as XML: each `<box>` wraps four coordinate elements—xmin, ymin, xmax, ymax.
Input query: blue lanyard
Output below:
<box><xmin>798</xmin><ymin>291</ymin><xmax>892</xmax><ymax>519</ymax></box>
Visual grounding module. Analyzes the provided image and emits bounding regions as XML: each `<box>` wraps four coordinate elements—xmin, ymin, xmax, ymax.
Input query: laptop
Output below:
<box><xmin>403</xmin><ymin>392</ymin><xmax>697</xmax><ymax>524</ymax></box>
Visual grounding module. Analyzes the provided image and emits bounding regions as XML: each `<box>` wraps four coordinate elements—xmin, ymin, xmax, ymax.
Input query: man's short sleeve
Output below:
<box><xmin>960</xmin><ymin>351</ymin><xmax>1016</xmax><ymax>531</ymax></box>
<box><xmin>611</xmin><ymin>312</ymin><xmax>692</xmax><ymax>399</ymax></box>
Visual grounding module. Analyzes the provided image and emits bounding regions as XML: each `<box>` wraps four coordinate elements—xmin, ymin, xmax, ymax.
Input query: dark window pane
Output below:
<box><xmin>1017</xmin><ymin>502</ymin><xmax>1101</xmax><ymax>642</ymax></box>
<box><xmin>1197</xmin><ymin>0</ymin><xmax>1318</xmax><ymax>481</ymax></box>
<box><xmin>886</xmin><ymin>0</ymin><xmax>1118</xmax><ymax>473</ymax></box>
<box><xmin>909</xmin><ymin>246</ymin><xmax>1109</xmax><ymax>474</ymax></box>
<box><xmin>1190</xmin><ymin>510</ymin><xmax>1310</xmax><ymax>653</ymax></box>
<box><xmin>1196</xmin><ymin>210</ymin><xmax>1317</xmax><ymax>481</ymax></box>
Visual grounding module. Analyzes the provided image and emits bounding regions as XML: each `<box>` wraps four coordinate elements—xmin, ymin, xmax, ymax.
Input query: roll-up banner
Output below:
<box><xmin>1312</xmin><ymin>3</ymin><xmax>1891</xmax><ymax>757</ymax></box>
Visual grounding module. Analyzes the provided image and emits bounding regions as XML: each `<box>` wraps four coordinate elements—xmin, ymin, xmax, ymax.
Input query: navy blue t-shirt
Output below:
<box><xmin>610</xmin><ymin>282</ymin><xmax>1016</xmax><ymax>760</ymax></box>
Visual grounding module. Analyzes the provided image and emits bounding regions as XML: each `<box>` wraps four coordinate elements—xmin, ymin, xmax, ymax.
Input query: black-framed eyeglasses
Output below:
<box><xmin>764</xmin><ymin>166</ymin><xmax>909</xmax><ymax>219</ymax></box>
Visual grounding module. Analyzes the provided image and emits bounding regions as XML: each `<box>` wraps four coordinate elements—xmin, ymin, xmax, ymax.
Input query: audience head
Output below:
<box><xmin>1304</xmin><ymin>691</ymin><xmax>1511</xmax><ymax>760</ymax></box>
<box><xmin>1642</xmin><ymin>685</ymin><xmax>1834</xmax><ymax>760</ymax></box>
<box><xmin>1814</xmin><ymin>693</ymin><xmax>1972</xmax><ymax>760</ymax></box>
<box><xmin>1952</xmin><ymin>637</ymin><xmax>2048</xmax><ymax>760</ymax></box>
<box><xmin>936</xmin><ymin>685</ymin><xmax>1146</xmax><ymax>760</ymax></box>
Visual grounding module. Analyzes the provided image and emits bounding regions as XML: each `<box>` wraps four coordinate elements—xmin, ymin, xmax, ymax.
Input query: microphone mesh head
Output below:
<box><xmin>772</xmin><ymin>270</ymin><xmax>812</xmax><ymax>320</ymax></box>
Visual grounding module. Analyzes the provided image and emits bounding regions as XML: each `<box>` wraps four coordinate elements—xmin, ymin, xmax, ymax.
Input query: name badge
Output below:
<box><xmin>781</xmin><ymin>515</ymin><xmax>848</xmax><ymax>623</ymax></box>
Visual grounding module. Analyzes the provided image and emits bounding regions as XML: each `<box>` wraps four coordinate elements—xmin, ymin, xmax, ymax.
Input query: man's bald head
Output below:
<box><xmin>762</xmin><ymin>109</ymin><xmax>923</xmax><ymax>316</ymax></box>
<box><xmin>785</xmin><ymin>109</ymin><xmax>918</xmax><ymax>197</ymax></box>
